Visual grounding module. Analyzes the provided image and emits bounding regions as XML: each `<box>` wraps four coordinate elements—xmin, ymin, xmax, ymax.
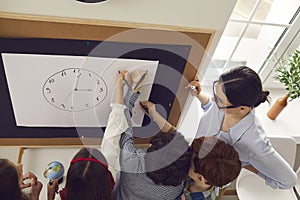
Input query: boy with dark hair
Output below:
<box><xmin>145</xmin><ymin>131</ymin><xmax>191</xmax><ymax>187</ymax></box>
<box><xmin>101</xmin><ymin>71</ymin><xmax>191</xmax><ymax>200</ymax></box>
<box><xmin>181</xmin><ymin>136</ymin><xmax>241</xmax><ymax>200</ymax></box>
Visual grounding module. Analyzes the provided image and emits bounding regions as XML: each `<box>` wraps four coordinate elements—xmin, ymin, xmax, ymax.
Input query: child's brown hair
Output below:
<box><xmin>191</xmin><ymin>137</ymin><xmax>241</xmax><ymax>187</ymax></box>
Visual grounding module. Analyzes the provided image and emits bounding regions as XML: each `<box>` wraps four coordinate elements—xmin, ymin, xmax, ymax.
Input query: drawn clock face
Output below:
<box><xmin>43</xmin><ymin>68</ymin><xmax>107</xmax><ymax>112</ymax></box>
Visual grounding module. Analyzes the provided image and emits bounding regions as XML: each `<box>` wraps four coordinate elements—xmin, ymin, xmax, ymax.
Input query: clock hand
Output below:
<box><xmin>74</xmin><ymin>73</ymin><xmax>82</xmax><ymax>90</ymax></box>
<box><xmin>74</xmin><ymin>89</ymin><xmax>93</xmax><ymax>92</ymax></box>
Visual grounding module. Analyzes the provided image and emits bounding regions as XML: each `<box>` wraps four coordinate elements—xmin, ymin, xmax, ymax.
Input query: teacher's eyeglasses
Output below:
<box><xmin>213</xmin><ymin>81</ymin><xmax>240</xmax><ymax>109</ymax></box>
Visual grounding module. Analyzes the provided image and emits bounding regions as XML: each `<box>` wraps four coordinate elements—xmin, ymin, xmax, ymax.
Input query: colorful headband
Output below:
<box><xmin>70</xmin><ymin>157</ymin><xmax>115</xmax><ymax>191</ymax></box>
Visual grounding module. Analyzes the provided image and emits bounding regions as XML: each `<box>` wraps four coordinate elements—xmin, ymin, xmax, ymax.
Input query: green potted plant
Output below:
<box><xmin>267</xmin><ymin>49</ymin><xmax>300</xmax><ymax>120</ymax></box>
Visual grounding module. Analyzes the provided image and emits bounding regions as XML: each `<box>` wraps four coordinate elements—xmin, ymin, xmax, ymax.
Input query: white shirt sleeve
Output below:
<box><xmin>101</xmin><ymin>103</ymin><xmax>128</xmax><ymax>179</ymax></box>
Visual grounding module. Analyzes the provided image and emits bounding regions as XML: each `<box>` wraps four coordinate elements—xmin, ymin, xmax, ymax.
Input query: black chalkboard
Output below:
<box><xmin>0</xmin><ymin>38</ymin><xmax>191</xmax><ymax>142</ymax></box>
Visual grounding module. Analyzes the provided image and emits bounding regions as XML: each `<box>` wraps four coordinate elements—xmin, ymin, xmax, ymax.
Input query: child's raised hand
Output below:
<box><xmin>117</xmin><ymin>70</ymin><xmax>129</xmax><ymax>88</ymax></box>
<box><xmin>20</xmin><ymin>172</ymin><xmax>38</xmax><ymax>189</ymax></box>
<box><xmin>30</xmin><ymin>178</ymin><xmax>43</xmax><ymax>200</ymax></box>
<box><xmin>47</xmin><ymin>179</ymin><xmax>59</xmax><ymax>200</ymax></box>
<box><xmin>139</xmin><ymin>101</ymin><xmax>157</xmax><ymax>117</ymax></box>
<box><xmin>131</xmin><ymin>71</ymin><xmax>147</xmax><ymax>92</ymax></box>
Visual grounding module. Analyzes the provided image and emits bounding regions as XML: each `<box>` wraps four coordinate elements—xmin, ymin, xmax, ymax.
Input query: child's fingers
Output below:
<box><xmin>48</xmin><ymin>179</ymin><xmax>58</xmax><ymax>189</ymax></box>
<box><xmin>117</xmin><ymin>70</ymin><xmax>130</xmax><ymax>84</ymax></box>
<box><xmin>20</xmin><ymin>182</ymin><xmax>31</xmax><ymax>189</ymax></box>
<box><xmin>118</xmin><ymin>70</ymin><xmax>125</xmax><ymax>77</ymax></box>
<box><xmin>49</xmin><ymin>179</ymin><xmax>59</xmax><ymax>185</ymax></box>
<box><xmin>31</xmin><ymin>177</ymin><xmax>37</xmax><ymax>185</ymax></box>
<box><xmin>31</xmin><ymin>179</ymin><xmax>43</xmax><ymax>197</ymax></box>
<box><xmin>37</xmin><ymin>180</ymin><xmax>43</xmax><ymax>190</ymax></box>
<box><xmin>140</xmin><ymin>101</ymin><xmax>157</xmax><ymax>116</ymax></box>
<box><xmin>118</xmin><ymin>70</ymin><xmax>127</xmax><ymax>74</ymax></box>
<box><xmin>22</xmin><ymin>172</ymin><xmax>37</xmax><ymax>181</ymax></box>
<box><xmin>54</xmin><ymin>180</ymin><xmax>59</xmax><ymax>192</ymax></box>
<box><xmin>20</xmin><ymin>172</ymin><xmax>39</xmax><ymax>189</ymax></box>
<box><xmin>48</xmin><ymin>179</ymin><xmax>59</xmax><ymax>196</ymax></box>
<box><xmin>140</xmin><ymin>101</ymin><xmax>154</xmax><ymax>108</ymax></box>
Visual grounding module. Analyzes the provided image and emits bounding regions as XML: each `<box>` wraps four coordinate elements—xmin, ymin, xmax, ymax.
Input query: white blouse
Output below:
<box><xmin>100</xmin><ymin>103</ymin><xmax>128</xmax><ymax>179</ymax></box>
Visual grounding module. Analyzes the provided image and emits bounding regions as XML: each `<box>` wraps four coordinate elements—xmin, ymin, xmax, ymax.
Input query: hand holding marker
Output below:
<box><xmin>190</xmin><ymin>85</ymin><xmax>196</xmax><ymax>90</ymax></box>
<box><xmin>185</xmin><ymin>84</ymin><xmax>196</xmax><ymax>90</ymax></box>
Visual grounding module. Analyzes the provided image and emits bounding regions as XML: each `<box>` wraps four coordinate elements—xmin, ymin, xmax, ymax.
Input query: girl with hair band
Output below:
<box><xmin>189</xmin><ymin>66</ymin><xmax>297</xmax><ymax>189</ymax></box>
<box><xmin>47</xmin><ymin>148</ymin><xmax>114</xmax><ymax>200</ymax></box>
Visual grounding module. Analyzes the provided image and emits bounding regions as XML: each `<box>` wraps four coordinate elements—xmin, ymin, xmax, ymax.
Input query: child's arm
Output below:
<box><xmin>47</xmin><ymin>179</ymin><xmax>58</xmax><ymax>200</ymax></box>
<box><xmin>30</xmin><ymin>181</ymin><xmax>43</xmax><ymax>200</ymax></box>
<box><xmin>28</xmin><ymin>173</ymin><xmax>43</xmax><ymax>200</ymax></box>
<box><xmin>101</xmin><ymin>71</ymin><xmax>129</xmax><ymax>175</ymax></box>
<box><xmin>119</xmin><ymin>72</ymin><xmax>147</xmax><ymax>173</ymax></box>
<box><xmin>139</xmin><ymin>101</ymin><xmax>173</xmax><ymax>132</ymax></box>
<box><xmin>115</xmin><ymin>71</ymin><xmax>127</xmax><ymax>105</ymax></box>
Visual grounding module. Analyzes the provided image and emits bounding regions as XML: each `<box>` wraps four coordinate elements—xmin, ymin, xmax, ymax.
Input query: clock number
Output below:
<box><xmin>51</xmin><ymin>98</ymin><xmax>55</xmax><ymax>103</ymax></box>
<box><xmin>49</xmin><ymin>78</ymin><xmax>55</xmax><ymax>84</ymax></box>
<box><xmin>99</xmin><ymin>87</ymin><xmax>103</xmax><ymax>92</ymax></box>
<box><xmin>45</xmin><ymin>88</ymin><xmax>51</xmax><ymax>93</ymax></box>
<box><xmin>73</xmin><ymin>69</ymin><xmax>80</xmax><ymax>73</ymax></box>
<box><xmin>60</xmin><ymin>104</ymin><xmax>65</xmax><ymax>109</ymax></box>
<box><xmin>97</xmin><ymin>80</ymin><xmax>101</xmax><ymax>85</ymax></box>
<box><xmin>61</xmin><ymin>70</ymin><xmax>67</xmax><ymax>76</ymax></box>
<box><xmin>96</xmin><ymin>97</ymin><xmax>99</xmax><ymax>101</ymax></box>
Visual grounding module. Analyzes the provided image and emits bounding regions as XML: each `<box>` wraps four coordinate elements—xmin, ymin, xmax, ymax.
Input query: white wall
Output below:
<box><xmin>0</xmin><ymin>0</ymin><xmax>235</xmax><ymax>28</ymax></box>
<box><xmin>0</xmin><ymin>0</ymin><xmax>237</xmax><ymax>65</ymax></box>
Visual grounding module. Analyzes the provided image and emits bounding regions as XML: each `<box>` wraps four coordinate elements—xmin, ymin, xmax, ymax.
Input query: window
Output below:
<box><xmin>204</xmin><ymin>0</ymin><xmax>300</xmax><ymax>88</ymax></box>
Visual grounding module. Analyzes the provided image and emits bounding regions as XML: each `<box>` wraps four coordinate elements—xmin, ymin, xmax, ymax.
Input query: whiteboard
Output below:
<box><xmin>2</xmin><ymin>53</ymin><xmax>158</xmax><ymax>127</ymax></box>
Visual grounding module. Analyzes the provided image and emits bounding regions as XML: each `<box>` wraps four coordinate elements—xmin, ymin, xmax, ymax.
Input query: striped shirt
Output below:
<box><xmin>113</xmin><ymin>90</ymin><xmax>184</xmax><ymax>200</ymax></box>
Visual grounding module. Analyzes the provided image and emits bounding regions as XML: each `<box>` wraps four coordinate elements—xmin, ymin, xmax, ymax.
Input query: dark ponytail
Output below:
<box><xmin>254</xmin><ymin>90</ymin><xmax>270</xmax><ymax>107</ymax></box>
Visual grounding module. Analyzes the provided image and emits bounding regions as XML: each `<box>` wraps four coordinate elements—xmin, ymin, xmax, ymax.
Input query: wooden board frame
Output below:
<box><xmin>0</xmin><ymin>12</ymin><xmax>214</xmax><ymax>146</ymax></box>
